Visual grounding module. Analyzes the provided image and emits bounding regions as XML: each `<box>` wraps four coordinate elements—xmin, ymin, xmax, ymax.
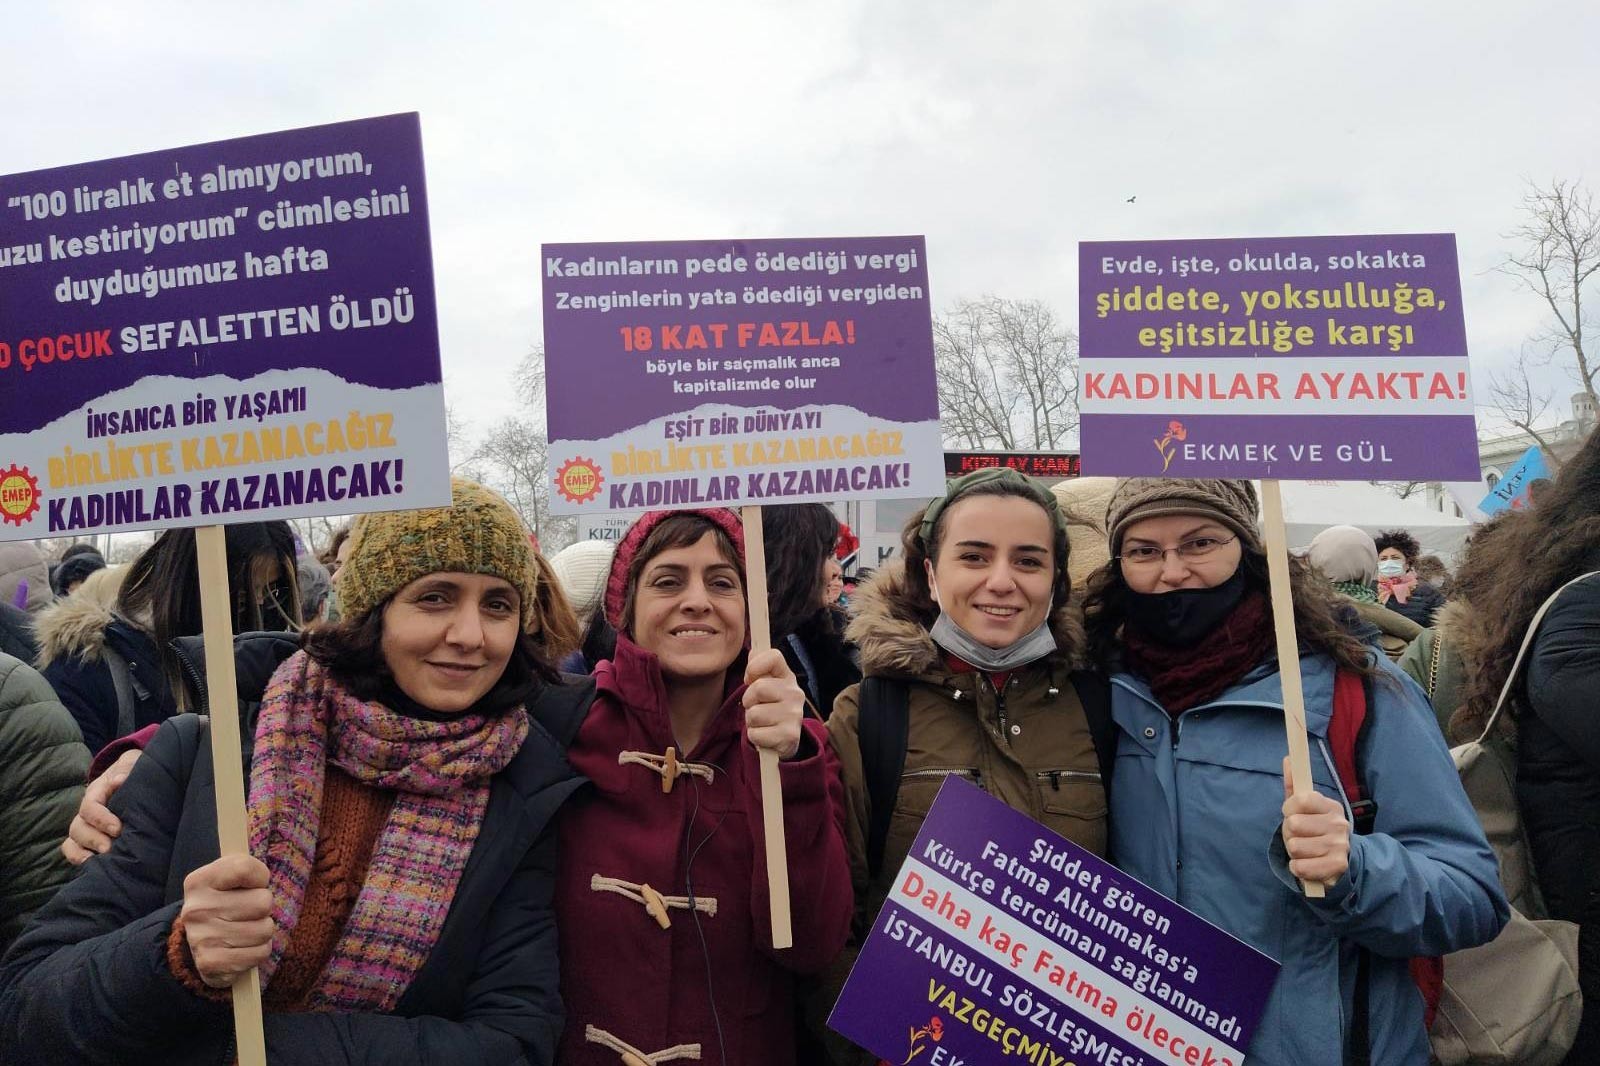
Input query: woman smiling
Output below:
<box><xmin>554</xmin><ymin>508</ymin><xmax>851</xmax><ymax>1066</ymax></box>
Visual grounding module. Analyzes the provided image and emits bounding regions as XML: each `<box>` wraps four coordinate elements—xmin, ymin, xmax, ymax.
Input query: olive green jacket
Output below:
<box><xmin>0</xmin><ymin>653</ymin><xmax>89</xmax><ymax>950</ymax></box>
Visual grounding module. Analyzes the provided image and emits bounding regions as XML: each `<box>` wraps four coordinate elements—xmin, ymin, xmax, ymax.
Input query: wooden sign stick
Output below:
<box><xmin>195</xmin><ymin>525</ymin><xmax>270</xmax><ymax>1064</ymax></box>
<box><xmin>1259</xmin><ymin>481</ymin><xmax>1325</xmax><ymax>899</ymax></box>
<box><xmin>741</xmin><ymin>506</ymin><xmax>794</xmax><ymax>949</ymax></box>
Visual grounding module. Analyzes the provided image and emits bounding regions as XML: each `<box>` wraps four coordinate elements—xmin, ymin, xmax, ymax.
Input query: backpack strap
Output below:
<box><xmin>99</xmin><ymin>644</ymin><xmax>138</xmax><ymax>741</ymax></box>
<box><xmin>1477</xmin><ymin>570</ymin><xmax>1600</xmax><ymax>742</ymax></box>
<box><xmin>1327</xmin><ymin>669</ymin><xmax>1377</xmax><ymax>834</ymax></box>
<box><xmin>859</xmin><ymin>675</ymin><xmax>911</xmax><ymax>880</ymax></box>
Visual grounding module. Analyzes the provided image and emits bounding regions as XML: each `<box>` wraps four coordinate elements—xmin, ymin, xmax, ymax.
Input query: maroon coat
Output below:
<box><xmin>555</xmin><ymin>635</ymin><xmax>852</xmax><ymax>1065</ymax></box>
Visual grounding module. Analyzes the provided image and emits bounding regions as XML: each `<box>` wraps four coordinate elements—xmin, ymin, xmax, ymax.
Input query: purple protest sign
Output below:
<box><xmin>1078</xmin><ymin>234</ymin><xmax>1479</xmax><ymax>480</ymax></box>
<box><xmin>829</xmin><ymin>778</ymin><xmax>1278</xmax><ymax>1066</ymax></box>
<box><xmin>540</xmin><ymin>237</ymin><xmax>943</xmax><ymax>515</ymax></box>
<box><xmin>0</xmin><ymin>114</ymin><xmax>450</xmax><ymax>540</ymax></box>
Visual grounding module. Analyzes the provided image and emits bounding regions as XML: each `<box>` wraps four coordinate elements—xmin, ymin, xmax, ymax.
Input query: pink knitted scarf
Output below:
<box><xmin>1378</xmin><ymin>571</ymin><xmax>1417</xmax><ymax>605</ymax></box>
<box><xmin>247</xmin><ymin>650</ymin><xmax>529</xmax><ymax>1012</ymax></box>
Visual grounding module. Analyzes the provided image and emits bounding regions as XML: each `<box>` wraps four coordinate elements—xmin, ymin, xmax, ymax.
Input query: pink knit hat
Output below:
<box><xmin>603</xmin><ymin>508</ymin><xmax>746</xmax><ymax>631</ymax></box>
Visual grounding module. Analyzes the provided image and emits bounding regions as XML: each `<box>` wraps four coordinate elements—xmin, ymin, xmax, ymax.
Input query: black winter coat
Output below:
<box><xmin>779</xmin><ymin>608</ymin><xmax>861</xmax><ymax>720</ymax></box>
<box><xmin>0</xmin><ymin>603</ymin><xmax>35</xmax><ymax>665</ymax></box>
<box><xmin>1518</xmin><ymin>569</ymin><xmax>1600</xmax><ymax>1061</ymax></box>
<box><xmin>0</xmin><ymin>635</ymin><xmax>593</xmax><ymax>1066</ymax></box>
<box><xmin>41</xmin><ymin>618</ymin><xmax>175</xmax><ymax>757</ymax></box>
<box><xmin>1381</xmin><ymin>578</ymin><xmax>1445</xmax><ymax>627</ymax></box>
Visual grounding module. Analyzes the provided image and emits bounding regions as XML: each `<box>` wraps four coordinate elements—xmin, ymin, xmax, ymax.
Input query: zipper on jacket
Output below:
<box><xmin>1038</xmin><ymin>769</ymin><xmax>1101</xmax><ymax>791</ymax></box>
<box><xmin>986</xmin><ymin>676</ymin><xmax>1010</xmax><ymax>742</ymax></box>
<box><xmin>901</xmin><ymin>767</ymin><xmax>981</xmax><ymax>783</ymax></box>
<box><xmin>174</xmin><ymin>641</ymin><xmax>209</xmax><ymax>712</ymax></box>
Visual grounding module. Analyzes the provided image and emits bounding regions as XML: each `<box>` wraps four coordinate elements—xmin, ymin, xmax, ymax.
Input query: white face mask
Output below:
<box><xmin>1377</xmin><ymin>559</ymin><xmax>1406</xmax><ymax>577</ymax></box>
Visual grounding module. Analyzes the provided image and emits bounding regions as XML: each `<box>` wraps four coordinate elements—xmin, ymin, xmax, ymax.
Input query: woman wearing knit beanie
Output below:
<box><xmin>1083</xmin><ymin>478</ymin><xmax>1507</xmax><ymax>1066</ymax></box>
<box><xmin>553</xmin><ymin>508</ymin><xmax>851</xmax><ymax>1066</ymax></box>
<box><xmin>821</xmin><ymin>467</ymin><xmax>1116</xmax><ymax>1064</ymax></box>
<box><xmin>0</xmin><ymin>480</ymin><xmax>591</xmax><ymax>1066</ymax></box>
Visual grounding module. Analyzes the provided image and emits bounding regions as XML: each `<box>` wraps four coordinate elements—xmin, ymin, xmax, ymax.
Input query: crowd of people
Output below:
<box><xmin>0</xmin><ymin>427</ymin><xmax>1594</xmax><ymax>1065</ymax></box>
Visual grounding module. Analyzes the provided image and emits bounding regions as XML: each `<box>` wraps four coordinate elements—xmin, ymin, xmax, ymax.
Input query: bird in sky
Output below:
<box><xmin>1126</xmin><ymin>195</ymin><xmax>1137</xmax><ymax>203</ymax></box>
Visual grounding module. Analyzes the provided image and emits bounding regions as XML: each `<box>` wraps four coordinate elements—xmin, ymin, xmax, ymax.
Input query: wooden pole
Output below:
<box><xmin>1259</xmin><ymin>481</ymin><xmax>1325</xmax><ymax>899</ymax></box>
<box><xmin>740</xmin><ymin>506</ymin><xmax>794</xmax><ymax>949</ymax></box>
<box><xmin>195</xmin><ymin>525</ymin><xmax>270</xmax><ymax>1063</ymax></box>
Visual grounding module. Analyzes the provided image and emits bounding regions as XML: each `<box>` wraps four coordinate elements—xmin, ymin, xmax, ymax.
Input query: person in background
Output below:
<box><xmin>824</xmin><ymin>468</ymin><xmax>1115</xmax><ymax>1064</ymax></box>
<box><xmin>50</xmin><ymin>545</ymin><xmax>106</xmax><ymax>600</ymax></box>
<box><xmin>0</xmin><ymin>542</ymin><xmax>54</xmax><ymax>616</ymax></box>
<box><xmin>823</xmin><ymin>557</ymin><xmax>845</xmax><ymax>608</ymax></box>
<box><xmin>1051</xmin><ymin>475</ymin><xmax>1119</xmax><ymax>604</ymax></box>
<box><xmin>548</xmin><ymin>539</ymin><xmax>617</xmax><ymax>674</ymax></box>
<box><xmin>764</xmin><ymin>504</ymin><xmax>860</xmax><ymax>720</ymax></box>
<box><xmin>319</xmin><ymin>523</ymin><xmax>353</xmax><ymax>581</ymax></box>
<box><xmin>555</xmin><ymin>507</ymin><xmax>851</xmax><ymax>1066</ymax></box>
<box><xmin>0</xmin><ymin>479</ymin><xmax>590</xmax><ymax>1065</ymax></box>
<box><xmin>0</xmin><ymin>651</ymin><xmax>88</xmax><ymax>952</ymax></box>
<box><xmin>1450</xmin><ymin>427</ymin><xmax>1600</xmax><ymax>1065</ymax></box>
<box><xmin>0</xmin><ymin>601</ymin><xmax>36</xmax><ymax>665</ymax></box>
<box><xmin>1374</xmin><ymin>528</ymin><xmax>1446</xmax><ymax>627</ymax></box>
<box><xmin>35</xmin><ymin>523</ymin><xmax>300</xmax><ymax>756</ymax></box>
<box><xmin>1084</xmin><ymin>478</ymin><xmax>1506</xmax><ymax>1065</ymax></box>
<box><xmin>1413</xmin><ymin>553</ymin><xmax>1451</xmax><ymax>598</ymax></box>
<box><xmin>295</xmin><ymin>554</ymin><xmax>334</xmax><ymax>626</ymax></box>
<box><xmin>1307</xmin><ymin>524</ymin><xmax>1422</xmax><ymax>661</ymax></box>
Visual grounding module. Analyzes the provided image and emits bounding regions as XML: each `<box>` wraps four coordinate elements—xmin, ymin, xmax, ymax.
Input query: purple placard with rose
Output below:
<box><xmin>828</xmin><ymin>777</ymin><xmax>1278</xmax><ymax>1066</ymax></box>
<box><xmin>0</xmin><ymin>114</ymin><xmax>450</xmax><ymax>540</ymax></box>
<box><xmin>1077</xmin><ymin>234</ymin><xmax>1479</xmax><ymax>480</ymax></box>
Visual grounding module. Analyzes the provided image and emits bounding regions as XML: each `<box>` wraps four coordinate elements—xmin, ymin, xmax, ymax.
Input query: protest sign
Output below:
<box><xmin>1077</xmin><ymin>235</ymin><xmax>1481</xmax><ymax>896</ymax></box>
<box><xmin>540</xmin><ymin>236</ymin><xmax>942</xmax><ymax>515</ymax></box>
<box><xmin>1078</xmin><ymin>234</ymin><xmax>1478</xmax><ymax>481</ymax></box>
<box><xmin>944</xmin><ymin>450</ymin><xmax>1081</xmax><ymax>480</ymax></box>
<box><xmin>0</xmin><ymin>115</ymin><xmax>451</xmax><ymax>1066</ymax></box>
<box><xmin>0</xmin><ymin>113</ymin><xmax>450</xmax><ymax>540</ymax></box>
<box><xmin>577</xmin><ymin>511</ymin><xmax>642</xmax><ymax>542</ymax></box>
<box><xmin>1478</xmin><ymin>445</ymin><xmax>1548</xmax><ymax>516</ymax></box>
<box><xmin>830</xmin><ymin>777</ymin><xmax>1278</xmax><ymax>1066</ymax></box>
<box><xmin>542</xmin><ymin>236</ymin><xmax>944</xmax><ymax>946</ymax></box>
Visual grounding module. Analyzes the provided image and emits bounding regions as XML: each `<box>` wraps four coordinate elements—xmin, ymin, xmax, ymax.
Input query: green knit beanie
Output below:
<box><xmin>337</xmin><ymin>478</ymin><xmax>537</xmax><ymax>628</ymax></box>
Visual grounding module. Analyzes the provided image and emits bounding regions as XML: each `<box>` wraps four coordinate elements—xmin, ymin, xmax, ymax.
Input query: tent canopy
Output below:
<box><xmin>1274</xmin><ymin>480</ymin><xmax>1470</xmax><ymax>564</ymax></box>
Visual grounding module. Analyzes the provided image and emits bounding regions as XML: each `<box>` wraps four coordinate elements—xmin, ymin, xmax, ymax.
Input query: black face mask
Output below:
<box><xmin>1123</xmin><ymin>567</ymin><xmax>1248</xmax><ymax>649</ymax></box>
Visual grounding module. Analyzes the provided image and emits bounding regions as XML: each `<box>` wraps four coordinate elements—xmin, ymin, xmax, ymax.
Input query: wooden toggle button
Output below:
<box><xmin>640</xmin><ymin>883</ymin><xmax>672</xmax><ymax>929</ymax></box>
<box><xmin>662</xmin><ymin>746</ymin><xmax>678</xmax><ymax>793</ymax></box>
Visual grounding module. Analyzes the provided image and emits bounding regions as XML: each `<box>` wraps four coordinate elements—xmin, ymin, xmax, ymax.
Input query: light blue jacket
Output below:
<box><xmin>1109</xmin><ymin>653</ymin><xmax>1507</xmax><ymax>1066</ymax></box>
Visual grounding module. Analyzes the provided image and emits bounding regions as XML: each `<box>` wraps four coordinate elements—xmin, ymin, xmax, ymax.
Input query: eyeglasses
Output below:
<box><xmin>1117</xmin><ymin>534</ymin><xmax>1237</xmax><ymax>567</ymax></box>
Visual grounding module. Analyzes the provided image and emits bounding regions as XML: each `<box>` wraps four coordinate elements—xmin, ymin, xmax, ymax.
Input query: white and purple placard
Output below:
<box><xmin>0</xmin><ymin>114</ymin><xmax>450</xmax><ymax>541</ymax></box>
<box><xmin>1078</xmin><ymin>234</ymin><xmax>1479</xmax><ymax>480</ymax></box>
<box><xmin>829</xmin><ymin>778</ymin><xmax>1278</xmax><ymax>1066</ymax></box>
<box><xmin>540</xmin><ymin>237</ymin><xmax>944</xmax><ymax>515</ymax></box>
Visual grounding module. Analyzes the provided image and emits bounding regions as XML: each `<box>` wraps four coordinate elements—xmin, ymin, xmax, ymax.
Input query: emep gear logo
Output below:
<box><xmin>554</xmin><ymin>456</ymin><xmax>603</xmax><ymax>505</ymax></box>
<box><xmin>0</xmin><ymin>465</ymin><xmax>41</xmax><ymax>526</ymax></box>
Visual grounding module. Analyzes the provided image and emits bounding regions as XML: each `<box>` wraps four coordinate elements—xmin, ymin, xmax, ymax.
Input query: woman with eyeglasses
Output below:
<box><xmin>36</xmin><ymin>523</ymin><xmax>301</xmax><ymax>759</ymax></box>
<box><xmin>1082</xmin><ymin>479</ymin><xmax>1506</xmax><ymax>1066</ymax></box>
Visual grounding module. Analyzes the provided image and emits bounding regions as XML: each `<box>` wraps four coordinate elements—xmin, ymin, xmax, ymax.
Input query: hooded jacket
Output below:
<box><xmin>1108</xmin><ymin>652</ymin><xmax>1507</xmax><ymax>1065</ymax></box>
<box><xmin>555</xmin><ymin>508</ymin><xmax>852</xmax><ymax>1066</ymax></box>
<box><xmin>821</xmin><ymin>560</ymin><xmax>1115</xmax><ymax>1061</ymax></box>
<box><xmin>32</xmin><ymin>569</ymin><xmax>176</xmax><ymax>757</ymax></box>
<box><xmin>0</xmin><ymin>653</ymin><xmax>89</xmax><ymax>951</ymax></box>
<box><xmin>0</xmin><ymin>543</ymin><xmax>51</xmax><ymax>615</ymax></box>
<box><xmin>0</xmin><ymin>633</ymin><xmax>590</xmax><ymax>1066</ymax></box>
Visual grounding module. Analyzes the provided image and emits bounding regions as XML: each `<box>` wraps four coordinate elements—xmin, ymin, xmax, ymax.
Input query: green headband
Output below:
<box><xmin>917</xmin><ymin>467</ymin><xmax>1063</xmax><ymax>546</ymax></box>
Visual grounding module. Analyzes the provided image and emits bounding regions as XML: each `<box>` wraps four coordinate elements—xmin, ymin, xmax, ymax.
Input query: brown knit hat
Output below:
<box><xmin>337</xmin><ymin>478</ymin><xmax>539</xmax><ymax>628</ymax></box>
<box><xmin>1105</xmin><ymin>478</ymin><xmax>1263</xmax><ymax>555</ymax></box>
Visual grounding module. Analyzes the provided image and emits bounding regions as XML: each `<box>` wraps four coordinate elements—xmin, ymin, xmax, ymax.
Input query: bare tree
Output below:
<box><xmin>1496</xmin><ymin>179</ymin><xmax>1600</xmax><ymax>412</ymax></box>
<box><xmin>465</xmin><ymin>347</ymin><xmax>577</xmax><ymax>550</ymax></box>
<box><xmin>1487</xmin><ymin>348</ymin><xmax>1565</xmax><ymax>468</ymax></box>
<box><xmin>933</xmin><ymin>296</ymin><xmax>1079</xmax><ymax>450</ymax></box>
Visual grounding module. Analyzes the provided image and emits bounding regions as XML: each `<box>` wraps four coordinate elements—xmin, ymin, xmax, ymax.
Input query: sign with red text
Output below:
<box><xmin>1078</xmin><ymin>234</ymin><xmax>1479</xmax><ymax>480</ymax></box>
<box><xmin>944</xmin><ymin>450</ymin><xmax>1081</xmax><ymax>480</ymax></box>
<box><xmin>829</xmin><ymin>778</ymin><xmax>1278</xmax><ymax>1066</ymax></box>
<box><xmin>0</xmin><ymin>114</ymin><xmax>450</xmax><ymax>540</ymax></box>
<box><xmin>540</xmin><ymin>237</ymin><xmax>943</xmax><ymax>514</ymax></box>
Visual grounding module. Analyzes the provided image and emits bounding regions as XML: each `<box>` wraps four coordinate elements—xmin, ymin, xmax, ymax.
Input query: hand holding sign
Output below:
<box><xmin>1281</xmin><ymin>756</ymin><xmax>1352</xmax><ymax>888</ymax></box>
<box><xmin>743</xmin><ymin>647</ymin><xmax>805</xmax><ymax>759</ymax></box>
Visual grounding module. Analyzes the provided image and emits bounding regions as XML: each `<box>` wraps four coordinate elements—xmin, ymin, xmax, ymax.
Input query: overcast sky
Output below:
<box><xmin>8</xmin><ymin>1</ymin><xmax>1598</xmax><ymax>442</ymax></box>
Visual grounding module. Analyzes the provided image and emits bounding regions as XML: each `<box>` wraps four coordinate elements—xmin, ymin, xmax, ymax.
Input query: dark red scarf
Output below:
<box><xmin>1123</xmin><ymin>590</ymin><xmax>1276</xmax><ymax>716</ymax></box>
